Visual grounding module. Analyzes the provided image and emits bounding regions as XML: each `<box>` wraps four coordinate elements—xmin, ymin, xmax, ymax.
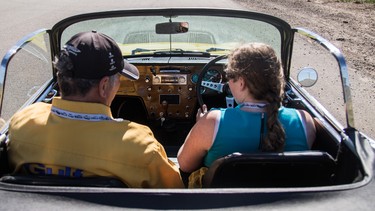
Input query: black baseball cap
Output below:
<box><xmin>61</xmin><ymin>31</ymin><xmax>139</xmax><ymax>80</ymax></box>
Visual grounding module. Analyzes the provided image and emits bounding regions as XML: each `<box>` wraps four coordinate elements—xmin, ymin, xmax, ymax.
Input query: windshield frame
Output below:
<box><xmin>49</xmin><ymin>8</ymin><xmax>294</xmax><ymax>78</ymax></box>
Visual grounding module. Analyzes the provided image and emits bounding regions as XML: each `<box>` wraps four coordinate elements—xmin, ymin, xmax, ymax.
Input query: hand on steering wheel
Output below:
<box><xmin>196</xmin><ymin>104</ymin><xmax>208</xmax><ymax>122</ymax></box>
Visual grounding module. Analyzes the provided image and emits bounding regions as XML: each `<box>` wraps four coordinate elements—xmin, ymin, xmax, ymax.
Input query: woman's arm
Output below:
<box><xmin>298</xmin><ymin>110</ymin><xmax>316</xmax><ymax>148</ymax></box>
<box><xmin>177</xmin><ymin>109</ymin><xmax>220</xmax><ymax>173</ymax></box>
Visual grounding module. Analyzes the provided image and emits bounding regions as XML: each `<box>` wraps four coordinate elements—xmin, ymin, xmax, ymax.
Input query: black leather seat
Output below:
<box><xmin>203</xmin><ymin>151</ymin><xmax>336</xmax><ymax>188</ymax></box>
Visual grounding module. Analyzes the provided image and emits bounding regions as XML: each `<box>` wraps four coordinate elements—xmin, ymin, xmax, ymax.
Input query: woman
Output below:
<box><xmin>177</xmin><ymin>43</ymin><xmax>316</xmax><ymax>177</ymax></box>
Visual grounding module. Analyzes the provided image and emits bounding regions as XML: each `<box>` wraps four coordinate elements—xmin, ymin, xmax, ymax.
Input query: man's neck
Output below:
<box><xmin>61</xmin><ymin>94</ymin><xmax>104</xmax><ymax>105</ymax></box>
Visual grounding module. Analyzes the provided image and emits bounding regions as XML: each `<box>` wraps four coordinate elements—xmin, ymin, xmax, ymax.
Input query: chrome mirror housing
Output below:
<box><xmin>297</xmin><ymin>67</ymin><xmax>318</xmax><ymax>87</ymax></box>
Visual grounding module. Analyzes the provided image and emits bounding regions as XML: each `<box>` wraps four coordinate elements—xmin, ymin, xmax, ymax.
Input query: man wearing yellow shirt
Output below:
<box><xmin>8</xmin><ymin>31</ymin><xmax>184</xmax><ymax>188</ymax></box>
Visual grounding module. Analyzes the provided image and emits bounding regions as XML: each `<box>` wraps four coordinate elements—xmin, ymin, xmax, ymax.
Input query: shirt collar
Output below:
<box><xmin>52</xmin><ymin>97</ymin><xmax>113</xmax><ymax>119</ymax></box>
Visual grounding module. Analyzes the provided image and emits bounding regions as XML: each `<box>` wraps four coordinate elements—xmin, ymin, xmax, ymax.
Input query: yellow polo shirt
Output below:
<box><xmin>8</xmin><ymin>97</ymin><xmax>184</xmax><ymax>188</ymax></box>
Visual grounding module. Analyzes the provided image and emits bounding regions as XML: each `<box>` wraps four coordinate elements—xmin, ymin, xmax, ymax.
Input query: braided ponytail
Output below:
<box><xmin>227</xmin><ymin>43</ymin><xmax>286</xmax><ymax>152</ymax></box>
<box><xmin>262</xmin><ymin>94</ymin><xmax>285</xmax><ymax>152</ymax></box>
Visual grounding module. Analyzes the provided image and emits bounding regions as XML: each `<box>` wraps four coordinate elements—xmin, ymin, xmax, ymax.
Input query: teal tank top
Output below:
<box><xmin>203</xmin><ymin>106</ymin><xmax>308</xmax><ymax>167</ymax></box>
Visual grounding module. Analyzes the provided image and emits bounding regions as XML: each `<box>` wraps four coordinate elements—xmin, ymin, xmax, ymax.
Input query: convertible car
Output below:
<box><xmin>0</xmin><ymin>8</ymin><xmax>374</xmax><ymax>209</ymax></box>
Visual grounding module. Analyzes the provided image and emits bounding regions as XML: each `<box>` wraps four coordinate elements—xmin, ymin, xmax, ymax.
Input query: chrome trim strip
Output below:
<box><xmin>294</xmin><ymin>27</ymin><xmax>354</xmax><ymax>129</ymax></box>
<box><xmin>0</xmin><ymin>28</ymin><xmax>48</xmax><ymax>116</ymax></box>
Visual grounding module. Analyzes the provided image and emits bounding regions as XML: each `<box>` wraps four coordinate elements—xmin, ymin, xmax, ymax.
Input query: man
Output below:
<box><xmin>8</xmin><ymin>31</ymin><xmax>184</xmax><ymax>188</ymax></box>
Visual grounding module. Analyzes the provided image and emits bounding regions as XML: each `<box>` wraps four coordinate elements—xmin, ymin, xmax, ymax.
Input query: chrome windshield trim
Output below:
<box><xmin>0</xmin><ymin>29</ymin><xmax>48</xmax><ymax>116</ymax></box>
<box><xmin>294</xmin><ymin>27</ymin><xmax>354</xmax><ymax>129</ymax></box>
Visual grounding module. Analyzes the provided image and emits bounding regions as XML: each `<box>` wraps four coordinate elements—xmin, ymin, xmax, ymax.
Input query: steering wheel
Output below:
<box><xmin>196</xmin><ymin>55</ymin><xmax>233</xmax><ymax>110</ymax></box>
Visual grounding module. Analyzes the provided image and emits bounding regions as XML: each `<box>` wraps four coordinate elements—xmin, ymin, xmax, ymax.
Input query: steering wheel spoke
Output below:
<box><xmin>201</xmin><ymin>81</ymin><xmax>226</xmax><ymax>93</ymax></box>
<box><xmin>197</xmin><ymin>55</ymin><xmax>230</xmax><ymax>109</ymax></box>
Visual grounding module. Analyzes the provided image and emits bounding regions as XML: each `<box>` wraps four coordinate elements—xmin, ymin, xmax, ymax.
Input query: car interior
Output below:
<box><xmin>0</xmin><ymin>59</ymin><xmax>364</xmax><ymax>189</ymax></box>
<box><xmin>0</xmin><ymin>9</ymin><xmax>368</xmax><ymax>190</ymax></box>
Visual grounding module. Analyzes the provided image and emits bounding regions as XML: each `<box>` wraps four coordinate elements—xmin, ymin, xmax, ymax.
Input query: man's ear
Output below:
<box><xmin>98</xmin><ymin>76</ymin><xmax>110</xmax><ymax>98</ymax></box>
<box><xmin>238</xmin><ymin>76</ymin><xmax>247</xmax><ymax>91</ymax></box>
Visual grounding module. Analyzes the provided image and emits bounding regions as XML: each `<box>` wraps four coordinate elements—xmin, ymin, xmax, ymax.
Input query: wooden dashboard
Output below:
<box><xmin>116</xmin><ymin>65</ymin><xmax>206</xmax><ymax>120</ymax></box>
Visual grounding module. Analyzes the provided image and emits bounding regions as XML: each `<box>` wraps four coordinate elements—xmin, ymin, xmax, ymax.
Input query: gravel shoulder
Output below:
<box><xmin>235</xmin><ymin>0</ymin><xmax>375</xmax><ymax>139</ymax></box>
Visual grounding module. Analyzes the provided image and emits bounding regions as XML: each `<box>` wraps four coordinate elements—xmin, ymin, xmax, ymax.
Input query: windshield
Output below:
<box><xmin>60</xmin><ymin>15</ymin><xmax>282</xmax><ymax>57</ymax></box>
<box><xmin>0</xmin><ymin>30</ymin><xmax>53</xmax><ymax>125</ymax></box>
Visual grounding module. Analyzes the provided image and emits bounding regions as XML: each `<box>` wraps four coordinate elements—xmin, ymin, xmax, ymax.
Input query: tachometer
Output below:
<box><xmin>191</xmin><ymin>73</ymin><xmax>199</xmax><ymax>84</ymax></box>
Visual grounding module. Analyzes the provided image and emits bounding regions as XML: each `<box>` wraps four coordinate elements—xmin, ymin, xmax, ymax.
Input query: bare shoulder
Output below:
<box><xmin>297</xmin><ymin>109</ymin><xmax>316</xmax><ymax>148</ymax></box>
<box><xmin>196</xmin><ymin>109</ymin><xmax>221</xmax><ymax>128</ymax></box>
<box><xmin>297</xmin><ymin>110</ymin><xmax>314</xmax><ymax>124</ymax></box>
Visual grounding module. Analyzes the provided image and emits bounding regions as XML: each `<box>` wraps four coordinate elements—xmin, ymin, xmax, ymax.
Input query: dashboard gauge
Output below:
<box><xmin>203</xmin><ymin>69</ymin><xmax>222</xmax><ymax>83</ymax></box>
<box><xmin>191</xmin><ymin>73</ymin><xmax>199</xmax><ymax>84</ymax></box>
<box><xmin>153</xmin><ymin>76</ymin><xmax>161</xmax><ymax>84</ymax></box>
<box><xmin>178</xmin><ymin>76</ymin><xmax>186</xmax><ymax>84</ymax></box>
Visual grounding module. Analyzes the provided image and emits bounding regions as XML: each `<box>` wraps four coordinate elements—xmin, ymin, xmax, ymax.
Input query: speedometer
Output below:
<box><xmin>203</xmin><ymin>69</ymin><xmax>222</xmax><ymax>83</ymax></box>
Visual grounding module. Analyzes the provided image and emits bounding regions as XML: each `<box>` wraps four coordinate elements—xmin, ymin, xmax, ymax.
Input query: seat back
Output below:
<box><xmin>203</xmin><ymin>151</ymin><xmax>336</xmax><ymax>188</ymax></box>
<box><xmin>0</xmin><ymin>174</ymin><xmax>128</xmax><ymax>188</ymax></box>
<box><xmin>0</xmin><ymin>134</ymin><xmax>10</xmax><ymax>176</ymax></box>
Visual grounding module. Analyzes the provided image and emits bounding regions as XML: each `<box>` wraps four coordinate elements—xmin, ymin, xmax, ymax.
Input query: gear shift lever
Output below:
<box><xmin>160</xmin><ymin>100</ymin><xmax>168</xmax><ymax>126</ymax></box>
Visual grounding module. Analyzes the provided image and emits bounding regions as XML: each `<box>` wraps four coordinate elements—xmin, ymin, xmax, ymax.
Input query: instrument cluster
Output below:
<box><xmin>117</xmin><ymin>65</ymin><xmax>194</xmax><ymax>120</ymax></box>
<box><xmin>116</xmin><ymin>65</ymin><xmax>224</xmax><ymax>121</ymax></box>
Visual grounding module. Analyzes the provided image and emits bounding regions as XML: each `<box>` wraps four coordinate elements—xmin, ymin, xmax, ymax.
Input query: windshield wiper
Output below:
<box><xmin>131</xmin><ymin>48</ymin><xmax>211</xmax><ymax>57</ymax></box>
<box><xmin>154</xmin><ymin>49</ymin><xmax>210</xmax><ymax>57</ymax></box>
<box><xmin>131</xmin><ymin>48</ymin><xmax>157</xmax><ymax>55</ymax></box>
<box><xmin>206</xmin><ymin>47</ymin><xmax>231</xmax><ymax>53</ymax></box>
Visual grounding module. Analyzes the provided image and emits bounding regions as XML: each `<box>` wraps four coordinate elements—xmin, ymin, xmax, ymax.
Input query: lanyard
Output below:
<box><xmin>51</xmin><ymin>106</ymin><xmax>114</xmax><ymax>122</ymax></box>
<box><xmin>237</xmin><ymin>102</ymin><xmax>267</xmax><ymax>150</ymax></box>
<box><xmin>238</xmin><ymin>102</ymin><xmax>268</xmax><ymax>110</ymax></box>
<box><xmin>238</xmin><ymin>102</ymin><xmax>268</xmax><ymax>150</ymax></box>
<box><xmin>258</xmin><ymin>112</ymin><xmax>265</xmax><ymax>150</ymax></box>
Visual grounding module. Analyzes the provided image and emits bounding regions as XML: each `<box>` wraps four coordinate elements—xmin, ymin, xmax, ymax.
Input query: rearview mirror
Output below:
<box><xmin>155</xmin><ymin>22</ymin><xmax>189</xmax><ymax>34</ymax></box>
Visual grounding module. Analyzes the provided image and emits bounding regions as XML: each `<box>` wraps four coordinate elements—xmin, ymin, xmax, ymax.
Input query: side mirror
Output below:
<box><xmin>297</xmin><ymin>67</ymin><xmax>318</xmax><ymax>87</ymax></box>
<box><xmin>155</xmin><ymin>22</ymin><xmax>189</xmax><ymax>34</ymax></box>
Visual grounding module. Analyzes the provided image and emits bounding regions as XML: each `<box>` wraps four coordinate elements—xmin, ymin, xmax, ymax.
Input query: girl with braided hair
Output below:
<box><xmin>178</xmin><ymin>43</ymin><xmax>316</xmax><ymax>177</ymax></box>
